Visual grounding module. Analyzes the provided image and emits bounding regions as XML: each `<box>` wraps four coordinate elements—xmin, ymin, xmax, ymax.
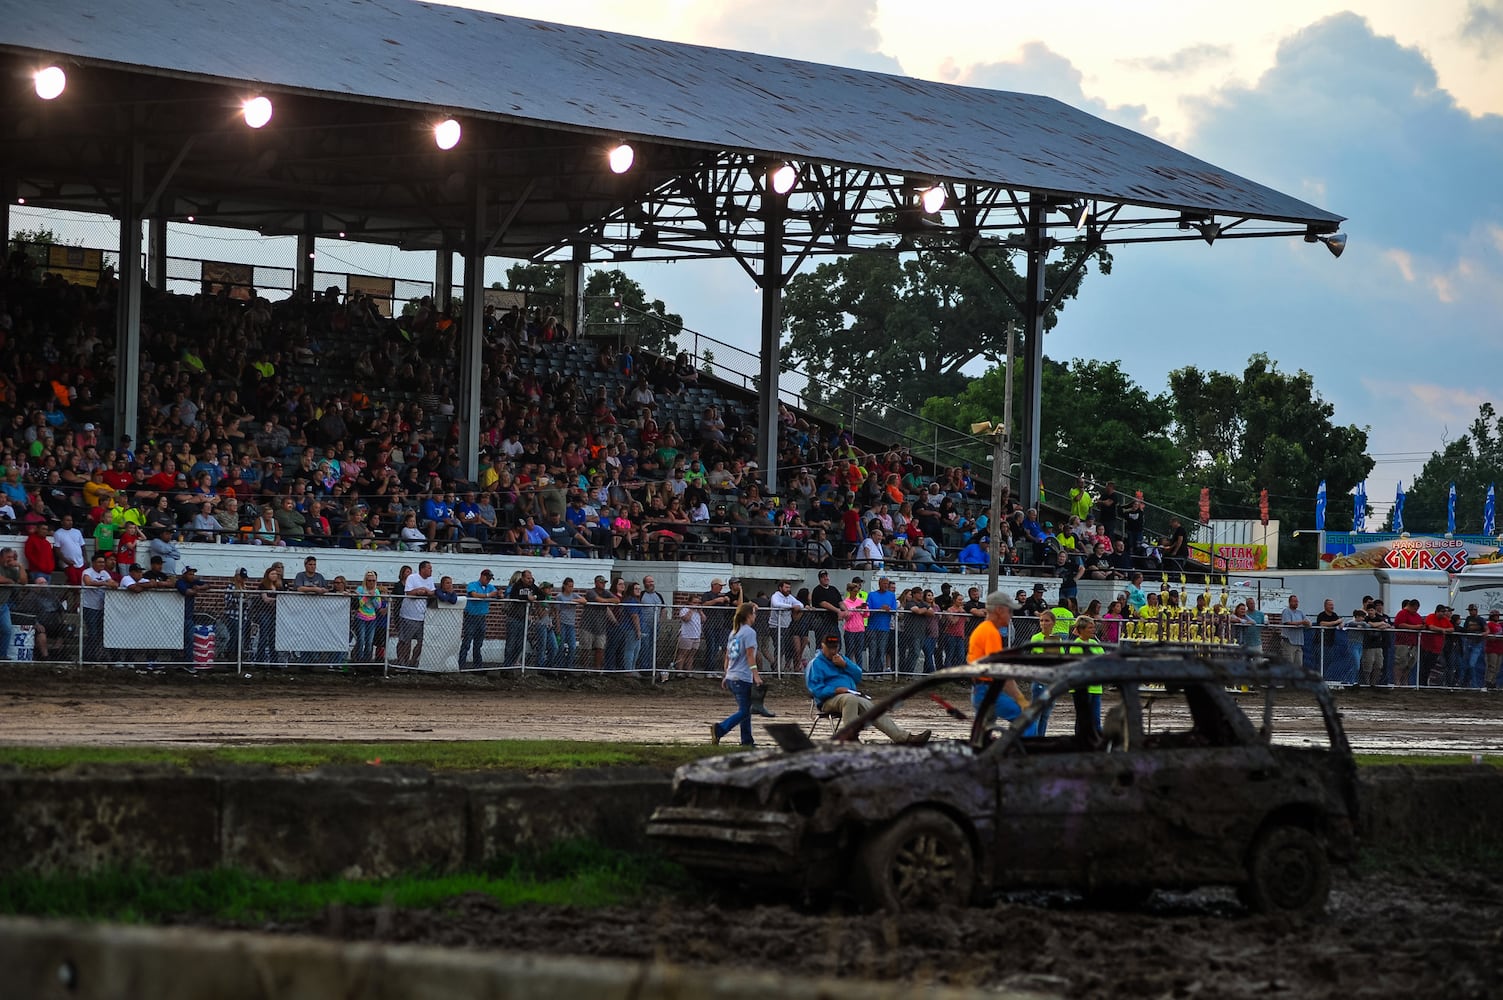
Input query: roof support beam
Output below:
<box><xmin>114</xmin><ymin>135</ymin><xmax>144</xmax><ymax>450</ymax></box>
<box><xmin>1018</xmin><ymin>195</ymin><xmax>1048</xmax><ymax>519</ymax></box>
<box><xmin>757</xmin><ymin>180</ymin><xmax>785</xmax><ymax>492</ymax></box>
<box><xmin>457</xmin><ymin>170</ymin><xmax>487</xmax><ymax>481</ymax></box>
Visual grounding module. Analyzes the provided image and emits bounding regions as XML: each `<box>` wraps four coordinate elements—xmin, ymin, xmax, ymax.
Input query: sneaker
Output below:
<box><xmin>708</xmin><ymin>723</ymin><xmax>722</xmax><ymax>746</ymax></box>
<box><xmin>905</xmin><ymin>730</ymin><xmax>932</xmax><ymax>746</ymax></box>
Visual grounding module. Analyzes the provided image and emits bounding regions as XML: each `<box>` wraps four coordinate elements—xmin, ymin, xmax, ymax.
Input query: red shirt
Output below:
<box><xmin>101</xmin><ymin>469</ymin><xmax>134</xmax><ymax>492</ymax></box>
<box><xmin>1420</xmin><ymin>613</ymin><xmax>1453</xmax><ymax>654</ymax></box>
<box><xmin>1393</xmin><ymin>608</ymin><xmax>1424</xmax><ymax>646</ymax></box>
<box><xmin>23</xmin><ymin>533</ymin><xmax>54</xmax><ymax>576</ymax></box>
<box><xmin>1486</xmin><ymin>621</ymin><xmax>1503</xmax><ymax>656</ymax></box>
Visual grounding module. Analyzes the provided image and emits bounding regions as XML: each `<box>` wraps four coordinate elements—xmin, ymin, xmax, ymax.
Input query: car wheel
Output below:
<box><xmin>853</xmin><ymin>808</ymin><xmax>975</xmax><ymax>912</ymax></box>
<box><xmin>1243</xmin><ymin>824</ymin><xmax>1330</xmax><ymax>918</ymax></box>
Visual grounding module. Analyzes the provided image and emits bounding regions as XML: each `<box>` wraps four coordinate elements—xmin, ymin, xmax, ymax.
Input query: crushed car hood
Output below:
<box><xmin>674</xmin><ymin>742</ymin><xmax>972</xmax><ymax>790</ymax></box>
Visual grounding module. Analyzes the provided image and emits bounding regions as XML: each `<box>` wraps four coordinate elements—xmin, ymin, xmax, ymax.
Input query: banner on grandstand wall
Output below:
<box><xmin>1320</xmin><ymin>532</ymin><xmax>1503</xmax><ymax>571</ymax></box>
<box><xmin>44</xmin><ymin>244</ymin><xmax>106</xmax><ymax>287</ymax></box>
<box><xmin>1188</xmin><ymin>542</ymin><xmax>1268</xmax><ymax>572</ymax></box>
<box><xmin>103</xmin><ymin>592</ymin><xmax>186</xmax><ymax>649</ymax></box>
<box><xmin>274</xmin><ymin>594</ymin><xmax>351</xmax><ymax>652</ymax></box>
<box><xmin>201</xmin><ymin>261</ymin><xmax>254</xmax><ymax>300</ymax></box>
<box><xmin>346</xmin><ymin>273</ymin><xmax>396</xmax><ymax>317</ymax></box>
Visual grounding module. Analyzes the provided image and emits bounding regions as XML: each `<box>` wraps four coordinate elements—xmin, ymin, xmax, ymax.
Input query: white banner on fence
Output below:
<box><xmin>275</xmin><ymin>594</ymin><xmax>351</xmax><ymax>653</ymax></box>
<box><xmin>104</xmin><ymin>592</ymin><xmax>184</xmax><ymax>649</ymax></box>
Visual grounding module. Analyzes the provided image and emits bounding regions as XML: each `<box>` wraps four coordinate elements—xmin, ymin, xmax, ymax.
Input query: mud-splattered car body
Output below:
<box><xmin>647</xmin><ymin>648</ymin><xmax>1359</xmax><ymax>912</ymax></box>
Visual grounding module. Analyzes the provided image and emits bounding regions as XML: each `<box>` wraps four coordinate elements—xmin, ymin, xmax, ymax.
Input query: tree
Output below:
<box><xmin>1168</xmin><ymin>354</ymin><xmax>1373</xmax><ymax>563</ymax></box>
<box><xmin>1395</xmin><ymin>403</ymin><xmax>1503</xmax><ymax>535</ymax></box>
<box><xmin>504</xmin><ymin>262</ymin><xmax>563</xmax><ymax>295</ymax></box>
<box><xmin>582</xmin><ymin>269</ymin><xmax>684</xmax><ymax>357</ymax></box>
<box><xmin>921</xmin><ymin>357</ymin><xmax>1187</xmax><ymax>504</ymax></box>
<box><xmin>779</xmin><ymin>241</ymin><xmax>1111</xmax><ymax>416</ymax></box>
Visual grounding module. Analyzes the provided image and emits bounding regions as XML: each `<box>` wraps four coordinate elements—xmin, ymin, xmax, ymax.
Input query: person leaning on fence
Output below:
<box><xmin>353</xmin><ymin>571</ymin><xmax>384</xmax><ymax>665</ymax></box>
<box><xmin>397</xmin><ymin>560</ymin><xmax>436</xmax><ymax>668</ymax></box>
<box><xmin>805</xmin><ymin>633</ymin><xmax>930</xmax><ymax>745</ymax></box>
<box><xmin>0</xmin><ymin>548</ymin><xmax>22</xmax><ymax>658</ymax></box>
<box><xmin>175</xmin><ymin>567</ymin><xmax>209</xmax><ymax>663</ymax></box>
<box><xmin>80</xmin><ymin>553</ymin><xmax>114</xmax><ymax>662</ymax></box>
<box><xmin>460</xmin><ymin>569</ymin><xmax>497</xmax><ymax>670</ymax></box>
<box><xmin>501</xmin><ymin>569</ymin><xmax>540</xmax><ymax>670</ymax></box>
<box><xmin>1485</xmin><ymin>610</ymin><xmax>1503</xmax><ymax>690</ymax></box>
<box><xmin>673</xmin><ymin>594</ymin><xmax>704</xmax><ymax>678</ymax></box>
<box><xmin>1392</xmin><ymin>599</ymin><xmax>1423</xmax><ymax>685</ymax></box>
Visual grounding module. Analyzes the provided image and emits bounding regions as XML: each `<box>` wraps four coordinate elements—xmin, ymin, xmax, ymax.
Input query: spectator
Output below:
<box><xmin>397</xmin><ymin>560</ymin><xmax>436</xmax><ymax>668</ymax></box>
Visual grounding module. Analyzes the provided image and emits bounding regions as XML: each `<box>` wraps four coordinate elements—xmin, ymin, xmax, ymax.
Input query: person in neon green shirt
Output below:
<box><xmin>1068</xmin><ymin>475</ymin><xmax>1094</xmax><ymax>520</ymax></box>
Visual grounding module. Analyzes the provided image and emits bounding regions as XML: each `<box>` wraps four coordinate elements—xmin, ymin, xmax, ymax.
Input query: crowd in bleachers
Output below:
<box><xmin>0</xmin><ymin>245</ymin><xmax>1200</xmax><ymax>586</ymax></box>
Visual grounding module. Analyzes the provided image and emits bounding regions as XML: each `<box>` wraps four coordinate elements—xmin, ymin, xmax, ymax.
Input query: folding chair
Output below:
<box><xmin>808</xmin><ymin>697</ymin><xmax>841</xmax><ymax>738</ymax></box>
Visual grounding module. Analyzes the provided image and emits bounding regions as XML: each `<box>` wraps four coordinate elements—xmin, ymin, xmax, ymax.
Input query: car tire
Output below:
<box><xmin>1243</xmin><ymin>824</ymin><xmax>1330</xmax><ymax>918</ymax></box>
<box><xmin>852</xmin><ymin>808</ymin><xmax>975</xmax><ymax>912</ymax></box>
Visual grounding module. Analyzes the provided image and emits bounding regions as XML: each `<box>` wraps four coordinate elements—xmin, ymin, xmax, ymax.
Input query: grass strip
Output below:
<box><xmin>0</xmin><ymin>740</ymin><xmax>732</xmax><ymax>773</ymax></box>
<box><xmin>0</xmin><ymin>842</ymin><xmax>686</xmax><ymax>922</ymax></box>
<box><xmin>1353</xmin><ymin>753</ymin><xmax>1500</xmax><ymax>767</ymax></box>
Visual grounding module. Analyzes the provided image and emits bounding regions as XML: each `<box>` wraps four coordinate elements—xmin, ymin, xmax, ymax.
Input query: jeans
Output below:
<box><xmin>556</xmin><ymin>624</ymin><xmax>577</xmax><ymax>668</ymax></box>
<box><xmin>637</xmin><ymin>628</ymin><xmax>658</xmax><ymax>674</ymax></box>
<box><xmin>459</xmin><ymin>614</ymin><xmax>487</xmax><ymax>668</ymax></box>
<box><xmin>943</xmin><ymin>635</ymin><xmax>966</xmax><ymax>670</ymax></box>
<box><xmin>502</xmin><ymin>616</ymin><xmax>528</xmax><ymax>669</ymax></box>
<box><xmin>866</xmin><ymin>630</ymin><xmax>891</xmax><ymax>674</ymax></box>
<box><xmin>1463</xmin><ymin>641</ymin><xmax>1485</xmax><ymax>688</ymax></box>
<box><xmin>353</xmin><ymin>618</ymin><xmax>378</xmax><ymax>662</ymax></box>
<box><xmin>715</xmin><ymin>679</ymin><xmax>755</xmax><ymax>745</ymax></box>
<box><xmin>1028</xmin><ymin>681</ymin><xmax>1052</xmax><ymax>737</ymax></box>
<box><xmin>614</xmin><ymin>631</ymin><xmax>641</xmax><ymax>672</ymax></box>
<box><xmin>921</xmin><ymin>636</ymin><xmax>937</xmax><ymax>674</ymax></box>
<box><xmin>83</xmin><ymin>606</ymin><xmax>104</xmax><ymax>662</ymax></box>
<box><xmin>842</xmin><ymin>632</ymin><xmax>865</xmax><ymax>665</ymax></box>
<box><xmin>0</xmin><ymin>602</ymin><xmax>14</xmax><ymax>660</ymax></box>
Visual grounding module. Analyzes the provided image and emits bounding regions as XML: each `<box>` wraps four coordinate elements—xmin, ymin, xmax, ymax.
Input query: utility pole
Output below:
<box><xmin>986</xmin><ymin>322</ymin><xmax>1017</xmax><ymax>597</ymax></box>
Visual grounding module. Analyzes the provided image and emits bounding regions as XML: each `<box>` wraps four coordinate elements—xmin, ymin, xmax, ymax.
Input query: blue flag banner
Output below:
<box><xmin>1353</xmin><ymin>481</ymin><xmax>1366</xmax><ymax>532</ymax></box>
<box><xmin>1447</xmin><ymin>483</ymin><xmax>1457</xmax><ymax>534</ymax></box>
<box><xmin>1487</xmin><ymin>484</ymin><xmax>1496</xmax><ymax>537</ymax></box>
<box><xmin>1315</xmin><ymin>480</ymin><xmax>1327</xmax><ymax>532</ymax></box>
<box><xmin>1395</xmin><ymin>482</ymin><xmax>1405</xmax><ymax>534</ymax></box>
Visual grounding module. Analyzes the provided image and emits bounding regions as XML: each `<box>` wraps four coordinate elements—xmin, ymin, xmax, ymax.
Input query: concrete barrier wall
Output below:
<box><xmin>0</xmin><ymin>917</ymin><xmax>1049</xmax><ymax>1000</ymax></box>
<box><xmin>1</xmin><ymin>764</ymin><xmax>1498</xmax><ymax>879</ymax></box>
<box><xmin>0</xmin><ymin>765</ymin><xmax>671</xmax><ymax>879</ymax></box>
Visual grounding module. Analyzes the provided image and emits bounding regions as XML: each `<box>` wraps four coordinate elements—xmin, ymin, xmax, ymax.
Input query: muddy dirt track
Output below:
<box><xmin>2</xmin><ymin>664</ymin><xmax>1502</xmax><ymax>754</ymax></box>
<box><xmin>226</xmin><ymin>868</ymin><xmax>1503</xmax><ymax>1000</ymax></box>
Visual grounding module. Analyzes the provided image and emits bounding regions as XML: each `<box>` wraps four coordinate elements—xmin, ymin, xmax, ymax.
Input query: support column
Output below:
<box><xmin>563</xmin><ymin>243</ymin><xmax>587</xmax><ymax>340</ymax></box>
<box><xmin>758</xmin><ymin>189</ymin><xmax>785</xmax><ymax>493</ymax></box>
<box><xmin>295</xmin><ymin>235</ymin><xmax>315</xmax><ymax>294</ymax></box>
<box><xmin>435</xmin><ymin>241</ymin><xmax>454</xmax><ymax>311</ymax></box>
<box><xmin>0</xmin><ymin>177</ymin><xmax>11</xmax><ymax>250</ymax></box>
<box><xmin>114</xmin><ymin>140</ymin><xmax>144</xmax><ymax>448</ymax></box>
<box><xmin>457</xmin><ymin>178</ymin><xmax>486</xmax><ymax>481</ymax></box>
<box><xmin>1020</xmin><ymin>196</ymin><xmax>1048</xmax><ymax>513</ymax></box>
<box><xmin>147</xmin><ymin>216</ymin><xmax>168</xmax><ymax>291</ymax></box>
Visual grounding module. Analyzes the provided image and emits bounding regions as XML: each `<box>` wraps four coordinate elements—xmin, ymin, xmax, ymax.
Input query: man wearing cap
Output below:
<box><xmin>865</xmin><ymin>576</ymin><xmax>898</xmax><ymax>676</ymax></box>
<box><xmin>1392</xmin><ymin>599</ymin><xmax>1423</xmax><ymax>685</ymax></box>
<box><xmin>806</xmin><ymin>634</ymin><xmax>930</xmax><ymax>745</ymax></box>
<box><xmin>1419</xmin><ymin>603</ymin><xmax>1453</xmax><ymax>687</ymax></box>
<box><xmin>1358</xmin><ymin>600</ymin><xmax>1390</xmax><ymax>686</ymax></box>
<box><xmin>697</xmin><ymin>577</ymin><xmax>733</xmax><ymax>673</ymax></box>
<box><xmin>459</xmin><ymin>570</ymin><xmax>497</xmax><ymax>670</ymax></box>
<box><xmin>1022</xmin><ymin>583</ymin><xmax>1049</xmax><ymax>617</ymax></box>
<box><xmin>1461</xmin><ymin>604</ymin><xmax>1486</xmax><ymax>689</ymax></box>
<box><xmin>176</xmin><ymin>567</ymin><xmax>209</xmax><ymax>664</ymax></box>
<box><xmin>809</xmin><ymin>570</ymin><xmax>842</xmax><ymax>643</ymax></box>
<box><xmin>969</xmin><ymin>591</ymin><xmax>1030</xmax><ymax>724</ymax></box>
<box><xmin>768</xmin><ymin>579</ymin><xmax>805</xmax><ymax>675</ymax></box>
<box><xmin>397</xmin><ymin>560</ymin><xmax>437</xmax><ymax>668</ymax></box>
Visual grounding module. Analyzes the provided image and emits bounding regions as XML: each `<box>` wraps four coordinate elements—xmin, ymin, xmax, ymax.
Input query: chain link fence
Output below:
<box><xmin>5</xmin><ymin>585</ymin><xmax>1493</xmax><ymax>690</ymax></box>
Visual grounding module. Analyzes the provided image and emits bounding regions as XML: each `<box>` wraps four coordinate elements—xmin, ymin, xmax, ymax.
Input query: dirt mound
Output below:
<box><xmin>232</xmin><ymin>869</ymin><xmax>1501</xmax><ymax>1000</ymax></box>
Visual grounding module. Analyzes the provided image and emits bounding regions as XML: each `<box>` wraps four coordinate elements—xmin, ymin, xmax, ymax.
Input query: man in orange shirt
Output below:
<box><xmin>969</xmin><ymin>591</ymin><xmax>1030</xmax><ymax>725</ymax></box>
<box><xmin>1420</xmin><ymin>603</ymin><xmax>1453</xmax><ymax>687</ymax></box>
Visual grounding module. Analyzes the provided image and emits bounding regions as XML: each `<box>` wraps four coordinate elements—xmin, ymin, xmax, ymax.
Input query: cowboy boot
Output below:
<box><xmin>750</xmin><ymin>682</ymin><xmax>777</xmax><ymax>717</ymax></box>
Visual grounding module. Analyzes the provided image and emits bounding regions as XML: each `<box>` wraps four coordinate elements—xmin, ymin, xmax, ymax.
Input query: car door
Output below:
<box><xmin>990</xmin><ymin>683</ymin><xmax>1149</xmax><ymax>889</ymax></box>
<box><xmin>1128</xmin><ymin>681</ymin><xmax>1272</xmax><ymax>883</ymax></box>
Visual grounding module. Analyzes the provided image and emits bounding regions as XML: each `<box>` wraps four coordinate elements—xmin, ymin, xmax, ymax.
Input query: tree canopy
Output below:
<box><xmin>779</xmin><ymin>242</ymin><xmax>1110</xmax><ymax>416</ymax></box>
<box><xmin>1391</xmin><ymin>403</ymin><xmax>1503</xmax><ymax>535</ymax></box>
<box><xmin>502</xmin><ymin>263</ymin><xmax>685</xmax><ymax>356</ymax></box>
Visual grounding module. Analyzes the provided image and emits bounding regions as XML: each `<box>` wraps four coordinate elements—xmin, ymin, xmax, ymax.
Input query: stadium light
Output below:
<box><xmin>919</xmin><ymin>184</ymin><xmax>947</xmax><ymax>214</ymax></box>
<box><xmin>1197</xmin><ymin>221</ymin><xmax>1220</xmax><ymax>245</ymax></box>
<box><xmin>186</xmin><ymin>215</ymin><xmax>195</xmax><ymax>223</ymax></box>
<box><xmin>608</xmin><ymin>143</ymin><xmax>635</xmax><ymax>174</ymax></box>
<box><xmin>34</xmin><ymin>65</ymin><xmax>66</xmax><ymax>101</ymax></box>
<box><xmin>1304</xmin><ymin>227</ymin><xmax>1347</xmax><ymax>259</ymax></box>
<box><xmin>242</xmin><ymin>95</ymin><xmax>273</xmax><ymax>129</ymax></box>
<box><xmin>769</xmin><ymin>162</ymin><xmax>798</xmax><ymax>195</ymax></box>
<box><xmin>434</xmin><ymin>118</ymin><xmax>462</xmax><ymax>150</ymax></box>
<box><xmin>1066</xmin><ymin>201</ymin><xmax>1090</xmax><ymax>230</ymax></box>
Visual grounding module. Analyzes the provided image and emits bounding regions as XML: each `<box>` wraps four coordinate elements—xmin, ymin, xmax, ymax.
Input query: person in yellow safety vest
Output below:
<box><xmin>1022</xmin><ymin>608</ymin><xmax>1104</xmax><ymax>737</ymax></box>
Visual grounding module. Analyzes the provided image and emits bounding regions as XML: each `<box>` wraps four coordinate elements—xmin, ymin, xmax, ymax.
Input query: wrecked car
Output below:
<box><xmin>646</xmin><ymin>647</ymin><xmax>1358</xmax><ymax>915</ymax></box>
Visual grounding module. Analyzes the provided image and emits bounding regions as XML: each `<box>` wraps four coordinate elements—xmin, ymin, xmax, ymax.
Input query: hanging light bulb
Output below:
<box><xmin>242</xmin><ymin>96</ymin><xmax>273</xmax><ymax>129</ymax></box>
<box><xmin>608</xmin><ymin>143</ymin><xmax>635</xmax><ymax>174</ymax></box>
<box><xmin>770</xmin><ymin>163</ymin><xmax>798</xmax><ymax>195</ymax></box>
<box><xmin>434</xmin><ymin>118</ymin><xmax>462</xmax><ymax>150</ymax></box>
<box><xmin>34</xmin><ymin>65</ymin><xmax>66</xmax><ymax>100</ymax></box>
<box><xmin>920</xmin><ymin>185</ymin><xmax>947</xmax><ymax>214</ymax></box>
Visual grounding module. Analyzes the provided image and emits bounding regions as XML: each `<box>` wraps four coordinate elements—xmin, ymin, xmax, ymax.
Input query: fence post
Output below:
<box><xmin>520</xmin><ymin>601</ymin><xmax>530</xmax><ymax>676</ymax></box>
<box><xmin>236</xmin><ymin>588</ymin><xmax>244</xmax><ymax>677</ymax></box>
<box><xmin>382</xmin><ymin>599</ymin><xmax>391</xmax><ymax>677</ymax></box>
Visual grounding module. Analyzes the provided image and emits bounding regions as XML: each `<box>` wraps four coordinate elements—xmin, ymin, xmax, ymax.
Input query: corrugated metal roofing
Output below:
<box><xmin>0</xmin><ymin>0</ymin><xmax>1342</xmax><ymax>227</ymax></box>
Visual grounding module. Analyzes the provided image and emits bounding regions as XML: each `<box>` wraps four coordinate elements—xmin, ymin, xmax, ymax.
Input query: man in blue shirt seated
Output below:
<box><xmin>423</xmin><ymin>490</ymin><xmax>461</xmax><ymax>548</ymax></box>
<box><xmin>805</xmin><ymin>634</ymin><xmax>929</xmax><ymax>745</ymax></box>
<box><xmin>957</xmin><ymin>536</ymin><xmax>989</xmax><ymax>573</ymax></box>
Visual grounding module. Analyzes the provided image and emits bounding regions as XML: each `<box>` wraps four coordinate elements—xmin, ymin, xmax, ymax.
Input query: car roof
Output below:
<box><xmin>928</xmin><ymin>643</ymin><xmax>1321</xmax><ymax>687</ymax></box>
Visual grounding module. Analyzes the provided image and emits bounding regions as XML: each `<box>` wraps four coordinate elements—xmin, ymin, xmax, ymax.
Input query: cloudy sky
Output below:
<box><xmin>16</xmin><ymin>0</ymin><xmax>1500</xmax><ymax>520</ymax></box>
<box><xmin>453</xmin><ymin>0</ymin><xmax>1503</xmax><ymax>520</ymax></box>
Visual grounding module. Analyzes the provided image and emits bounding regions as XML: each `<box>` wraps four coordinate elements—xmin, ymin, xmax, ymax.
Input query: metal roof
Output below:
<box><xmin>0</xmin><ymin>0</ymin><xmax>1341</xmax><ymax>228</ymax></box>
